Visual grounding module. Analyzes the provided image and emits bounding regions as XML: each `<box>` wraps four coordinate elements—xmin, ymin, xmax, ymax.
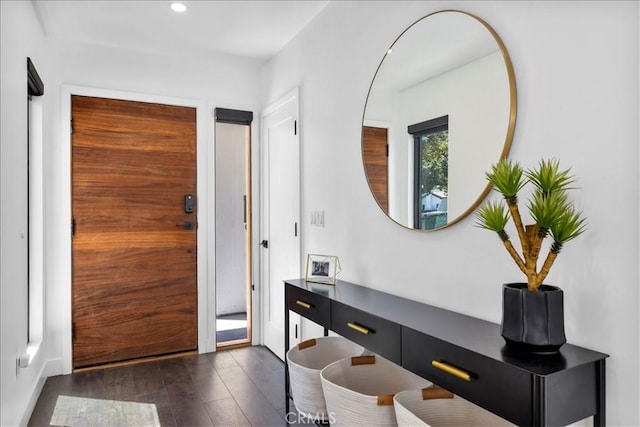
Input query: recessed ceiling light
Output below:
<box><xmin>170</xmin><ymin>2</ymin><xmax>188</xmax><ymax>13</ymax></box>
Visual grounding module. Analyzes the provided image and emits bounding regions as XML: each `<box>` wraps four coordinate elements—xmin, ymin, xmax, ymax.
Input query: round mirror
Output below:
<box><xmin>362</xmin><ymin>10</ymin><xmax>516</xmax><ymax>230</ymax></box>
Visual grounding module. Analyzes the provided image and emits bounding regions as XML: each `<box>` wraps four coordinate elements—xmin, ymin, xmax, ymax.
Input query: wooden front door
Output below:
<box><xmin>71</xmin><ymin>95</ymin><xmax>197</xmax><ymax>368</ymax></box>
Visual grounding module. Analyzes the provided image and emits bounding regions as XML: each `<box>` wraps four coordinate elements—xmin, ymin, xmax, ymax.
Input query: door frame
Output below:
<box><xmin>59</xmin><ymin>85</ymin><xmax>211</xmax><ymax>373</ymax></box>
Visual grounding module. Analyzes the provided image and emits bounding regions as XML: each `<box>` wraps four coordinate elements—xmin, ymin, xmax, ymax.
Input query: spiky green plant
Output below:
<box><xmin>476</xmin><ymin>158</ymin><xmax>587</xmax><ymax>291</ymax></box>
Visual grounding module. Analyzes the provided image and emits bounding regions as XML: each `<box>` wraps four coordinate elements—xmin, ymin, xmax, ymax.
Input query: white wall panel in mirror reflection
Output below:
<box><xmin>362</xmin><ymin>10</ymin><xmax>516</xmax><ymax>230</ymax></box>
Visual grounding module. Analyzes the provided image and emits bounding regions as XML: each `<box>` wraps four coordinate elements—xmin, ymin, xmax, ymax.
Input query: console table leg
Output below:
<box><xmin>532</xmin><ymin>375</ymin><xmax>547</xmax><ymax>427</ymax></box>
<box><xmin>594</xmin><ymin>359</ymin><xmax>606</xmax><ymax>426</ymax></box>
<box><xmin>285</xmin><ymin>291</ymin><xmax>291</xmax><ymax>424</ymax></box>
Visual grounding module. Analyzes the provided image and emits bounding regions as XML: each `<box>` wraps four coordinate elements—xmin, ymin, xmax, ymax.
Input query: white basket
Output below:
<box><xmin>320</xmin><ymin>355</ymin><xmax>432</xmax><ymax>426</ymax></box>
<box><xmin>286</xmin><ymin>336</ymin><xmax>365</xmax><ymax>421</ymax></box>
<box><xmin>394</xmin><ymin>388</ymin><xmax>515</xmax><ymax>427</ymax></box>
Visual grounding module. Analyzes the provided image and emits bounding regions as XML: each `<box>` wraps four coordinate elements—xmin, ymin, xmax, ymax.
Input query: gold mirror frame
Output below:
<box><xmin>362</xmin><ymin>10</ymin><xmax>517</xmax><ymax>231</ymax></box>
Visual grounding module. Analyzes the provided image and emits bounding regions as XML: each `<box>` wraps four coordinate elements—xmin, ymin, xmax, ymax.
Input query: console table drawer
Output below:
<box><xmin>331</xmin><ymin>301</ymin><xmax>401</xmax><ymax>364</ymax></box>
<box><xmin>402</xmin><ymin>327</ymin><xmax>531</xmax><ymax>426</ymax></box>
<box><xmin>287</xmin><ymin>285</ymin><xmax>330</xmax><ymax>328</ymax></box>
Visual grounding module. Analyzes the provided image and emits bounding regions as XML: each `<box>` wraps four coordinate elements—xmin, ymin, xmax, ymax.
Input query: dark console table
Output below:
<box><xmin>284</xmin><ymin>278</ymin><xmax>608</xmax><ymax>426</ymax></box>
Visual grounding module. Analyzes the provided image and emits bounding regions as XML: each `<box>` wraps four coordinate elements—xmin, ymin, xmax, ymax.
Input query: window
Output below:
<box><xmin>20</xmin><ymin>58</ymin><xmax>44</xmax><ymax>368</ymax></box>
<box><xmin>408</xmin><ymin>115</ymin><xmax>448</xmax><ymax>230</ymax></box>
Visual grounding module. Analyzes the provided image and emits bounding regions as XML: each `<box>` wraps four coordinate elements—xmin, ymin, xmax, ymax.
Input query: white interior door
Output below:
<box><xmin>261</xmin><ymin>88</ymin><xmax>301</xmax><ymax>360</ymax></box>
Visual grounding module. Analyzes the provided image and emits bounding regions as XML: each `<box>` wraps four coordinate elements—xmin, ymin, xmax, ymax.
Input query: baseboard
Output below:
<box><xmin>43</xmin><ymin>357</ymin><xmax>63</xmax><ymax>377</ymax></box>
<box><xmin>19</xmin><ymin>357</ymin><xmax>63</xmax><ymax>426</ymax></box>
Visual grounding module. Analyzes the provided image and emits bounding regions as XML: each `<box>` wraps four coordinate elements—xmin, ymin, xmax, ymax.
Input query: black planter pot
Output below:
<box><xmin>501</xmin><ymin>283</ymin><xmax>566</xmax><ymax>354</ymax></box>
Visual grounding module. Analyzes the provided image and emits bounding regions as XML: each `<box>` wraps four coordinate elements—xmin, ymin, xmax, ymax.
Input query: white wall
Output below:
<box><xmin>261</xmin><ymin>1</ymin><xmax>639</xmax><ymax>426</ymax></box>
<box><xmin>0</xmin><ymin>2</ymin><xmax>50</xmax><ymax>425</ymax></box>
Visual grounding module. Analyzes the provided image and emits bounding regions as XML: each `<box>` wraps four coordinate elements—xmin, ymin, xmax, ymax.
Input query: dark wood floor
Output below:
<box><xmin>28</xmin><ymin>346</ymin><xmax>310</xmax><ymax>426</ymax></box>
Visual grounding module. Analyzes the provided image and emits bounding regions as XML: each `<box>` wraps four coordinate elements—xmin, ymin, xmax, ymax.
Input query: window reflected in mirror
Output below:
<box><xmin>410</xmin><ymin>115</ymin><xmax>448</xmax><ymax>229</ymax></box>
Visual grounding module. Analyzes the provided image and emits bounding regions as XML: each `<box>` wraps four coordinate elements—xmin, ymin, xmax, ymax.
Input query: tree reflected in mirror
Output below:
<box><xmin>416</xmin><ymin>129</ymin><xmax>448</xmax><ymax>229</ymax></box>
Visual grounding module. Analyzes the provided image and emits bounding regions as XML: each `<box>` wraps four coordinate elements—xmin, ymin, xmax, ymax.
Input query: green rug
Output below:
<box><xmin>50</xmin><ymin>395</ymin><xmax>160</xmax><ymax>426</ymax></box>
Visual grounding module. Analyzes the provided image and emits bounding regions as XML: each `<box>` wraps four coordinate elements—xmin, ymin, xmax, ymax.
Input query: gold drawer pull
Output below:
<box><xmin>347</xmin><ymin>322</ymin><xmax>371</xmax><ymax>335</ymax></box>
<box><xmin>295</xmin><ymin>300</ymin><xmax>312</xmax><ymax>309</ymax></box>
<box><xmin>432</xmin><ymin>360</ymin><xmax>471</xmax><ymax>382</ymax></box>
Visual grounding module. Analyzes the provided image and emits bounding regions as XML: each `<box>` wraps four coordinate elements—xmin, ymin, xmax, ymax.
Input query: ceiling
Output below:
<box><xmin>372</xmin><ymin>11</ymin><xmax>500</xmax><ymax>93</ymax></box>
<box><xmin>32</xmin><ymin>1</ymin><xmax>330</xmax><ymax>62</ymax></box>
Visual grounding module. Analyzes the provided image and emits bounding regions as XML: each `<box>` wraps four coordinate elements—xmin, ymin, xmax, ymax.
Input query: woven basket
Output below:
<box><xmin>394</xmin><ymin>388</ymin><xmax>515</xmax><ymax>426</ymax></box>
<box><xmin>286</xmin><ymin>336</ymin><xmax>365</xmax><ymax>421</ymax></box>
<box><xmin>320</xmin><ymin>355</ymin><xmax>432</xmax><ymax>426</ymax></box>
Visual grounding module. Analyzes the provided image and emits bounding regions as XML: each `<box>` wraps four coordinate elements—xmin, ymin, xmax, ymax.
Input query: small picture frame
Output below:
<box><xmin>305</xmin><ymin>254</ymin><xmax>341</xmax><ymax>285</ymax></box>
